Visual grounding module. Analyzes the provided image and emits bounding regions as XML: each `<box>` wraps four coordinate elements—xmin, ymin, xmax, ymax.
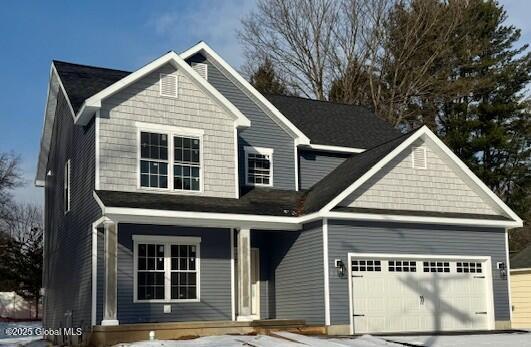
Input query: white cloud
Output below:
<box><xmin>148</xmin><ymin>0</ymin><xmax>257</xmax><ymax>67</ymax></box>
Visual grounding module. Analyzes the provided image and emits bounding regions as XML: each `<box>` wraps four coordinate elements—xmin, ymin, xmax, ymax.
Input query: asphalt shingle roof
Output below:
<box><xmin>53</xmin><ymin>60</ymin><xmax>130</xmax><ymax>113</ymax></box>
<box><xmin>265</xmin><ymin>94</ymin><xmax>402</xmax><ymax>149</ymax></box>
<box><xmin>511</xmin><ymin>243</ymin><xmax>531</xmax><ymax>269</ymax></box>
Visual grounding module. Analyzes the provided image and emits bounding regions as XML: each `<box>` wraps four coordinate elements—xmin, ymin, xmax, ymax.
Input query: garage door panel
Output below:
<box><xmin>350</xmin><ymin>255</ymin><xmax>491</xmax><ymax>334</ymax></box>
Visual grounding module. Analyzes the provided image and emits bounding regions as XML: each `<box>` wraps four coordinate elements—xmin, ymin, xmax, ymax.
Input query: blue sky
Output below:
<box><xmin>0</xmin><ymin>0</ymin><xmax>528</xmax><ymax>206</ymax></box>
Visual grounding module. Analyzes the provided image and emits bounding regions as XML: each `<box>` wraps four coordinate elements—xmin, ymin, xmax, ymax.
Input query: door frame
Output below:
<box><xmin>347</xmin><ymin>252</ymin><xmax>495</xmax><ymax>334</ymax></box>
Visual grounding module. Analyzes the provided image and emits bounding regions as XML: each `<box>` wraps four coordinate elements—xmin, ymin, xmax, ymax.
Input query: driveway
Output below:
<box><xmin>380</xmin><ymin>332</ymin><xmax>531</xmax><ymax>347</ymax></box>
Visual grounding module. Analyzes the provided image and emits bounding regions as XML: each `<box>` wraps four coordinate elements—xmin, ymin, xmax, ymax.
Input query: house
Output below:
<box><xmin>510</xmin><ymin>243</ymin><xmax>531</xmax><ymax>328</ymax></box>
<box><xmin>36</xmin><ymin>42</ymin><xmax>523</xmax><ymax>345</ymax></box>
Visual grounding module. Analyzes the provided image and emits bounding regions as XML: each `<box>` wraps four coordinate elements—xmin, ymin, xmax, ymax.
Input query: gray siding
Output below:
<box><xmin>99</xmin><ymin>63</ymin><xmax>237</xmax><ymax>198</ymax></box>
<box><xmin>327</xmin><ymin>220</ymin><xmax>510</xmax><ymax>325</ymax></box>
<box><xmin>101</xmin><ymin>224</ymin><xmax>232</xmax><ymax>324</ymax></box>
<box><xmin>340</xmin><ymin>138</ymin><xmax>500</xmax><ymax>215</ymax></box>
<box><xmin>251</xmin><ymin>231</ymin><xmax>274</xmax><ymax>319</ymax></box>
<box><xmin>299</xmin><ymin>150</ymin><xmax>349</xmax><ymax>190</ymax></box>
<box><xmin>43</xmin><ymin>90</ymin><xmax>100</xmax><ymax>340</ymax></box>
<box><xmin>187</xmin><ymin>54</ymin><xmax>297</xmax><ymax>191</ymax></box>
<box><xmin>271</xmin><ymin>222</ymin><xmax>325</xmax><ymax>325</ymax></box>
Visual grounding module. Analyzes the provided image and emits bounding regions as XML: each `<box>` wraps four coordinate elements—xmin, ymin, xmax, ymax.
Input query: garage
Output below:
<box><xmin>348</xmin><ymin>253</ymin><xmax>495</xmax><ymax>334</ymax></box>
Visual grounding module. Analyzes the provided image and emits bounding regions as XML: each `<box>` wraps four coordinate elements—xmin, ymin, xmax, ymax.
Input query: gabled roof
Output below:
<box><xmin>265</xmin><ymin>94</ymin><xmax>402</xmax><ymax>150</ymax></box>
<box><xmin>73</xmin><ymin>51</ymin><xmax>251</xmax><ymax>127</ymax></box>
<box><xmin>302</xmin><ymin>130</ymin><xmax>417</xmax><ymax>213</ymax></box>
<box><xmin>511</xmin><ymin>243</ymin><xmax>531</xmax><ymax>269</ymax></box>
<box><xmin>180</xmin><ymin>41</ymin><xmax>310</xmax><ymax>145</ymax></box>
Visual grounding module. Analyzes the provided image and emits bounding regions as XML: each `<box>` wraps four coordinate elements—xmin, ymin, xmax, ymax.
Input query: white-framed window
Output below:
<box><xmin>244</xmin><ymin>146</ymin><xmax>273</xmax><ymax>187</ymax></box>
<box><xmin>137</xmin><ymin>123</ymin><xmax>204</xmax><ymax>192</ymax></box>
<box><xmin>64</xmin><ymin>159</ymin><xmax>71</xmax><ymax>213</ymax></box>
<box><xmin>160</xmin><ymin>73</ymin><xmax>178</xmax><ymax>98</ymax></box>
<box><xmin>140</xmin><ymin>132</ymin><xmax>169</xmax><ymax>189</ymax></box>
<box><xmin>412</xmin><ymin>146</ymin><xmax>427</xmax><ymax>169</ymax></box>
<box><xmin>423</xmin><ymin>261</ymin><xmax>450</xmax><ymax>273</ymax></box>
<box><xmin>351</xmin><ymin>259</ymin><xmax>382</xmax><ymax>272</ymax></box>
<box><xmin>133</xmin><ymin>235</ymin><xmax>201</xmax><ymax>303</ymax></box>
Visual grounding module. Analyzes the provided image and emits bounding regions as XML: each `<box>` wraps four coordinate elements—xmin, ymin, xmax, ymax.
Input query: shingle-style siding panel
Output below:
<box><xmin>299</xmin><ymin>150</ymin><xmax>349</xmax><ymax>190</ymax></box>
<box><xmin>187</xmin><ymin>54</ymin><xmax>297</xmax><ymax>191</ymax></box>
<box><xmin>340</xmin><ymin>138</ymin><xmax>499</xmax><ymax>215</ymax></box>
<box><xmin>270</xmin><ymin>222</ymin><xmax>325</xmax><ymax>324</ymax></box>
<box><xmin>98</xmin><ymin>63</ymin><xmax>236</xmax><ymax>198</ymax></box>
<box><xmin>327</xmin><ymin>220</ymin><xmax>510</xmax><ymax>325</ymax></box>
<box><xmin>43</xmin><ymin>90</ymin><xmax>100</xmax><ymax>341</ymax></box>
<box><xmin>107</xmin><ymin>224</ymin><xmax>231</xmax><ymax>324</ymax></box>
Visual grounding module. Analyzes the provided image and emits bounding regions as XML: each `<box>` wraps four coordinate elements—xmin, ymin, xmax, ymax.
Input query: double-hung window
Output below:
<box><xmin>245</xmin><ymin>146</ymin><xmax>273</xmax><ymax>186</ymax></box>
<box><xmin>138</xmin><ymin>125</ymin><xmax>203</xmax><ymax>192</ymax></box>
<box><xmin>134</xmin><ymin>235</ymin><xmax>200</xmax><ymax>302</ymax></box>
<box><xmin>174</xmin><ymin>136</ymin><xmax>201</xmax><ymax>191</ymax></box>
<box><xmin>140</xmin><ymin>132</ymin><xmax>168</xmax><ymax>189</ymax></box>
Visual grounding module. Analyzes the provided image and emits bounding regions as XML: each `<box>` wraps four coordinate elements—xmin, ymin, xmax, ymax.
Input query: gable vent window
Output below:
<box><xmin>412</xmin><ymin>146</ymin><xmax>427</xmax><ymax>169</ymax></box>
<box><xmin>191</xmin><ymin>62</ymin><xmax>208</xmax><ymax>80</ymax></box>
<box><xmin>160</xmin><ymin>73</ymin><xmax>178</xmax><ymax>97</ymax></box>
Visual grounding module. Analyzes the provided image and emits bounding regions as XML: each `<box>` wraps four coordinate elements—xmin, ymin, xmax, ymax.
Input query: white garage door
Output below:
<box><xmin>349</xmin><ymin>254</ymin><xmax>494</xmax><ymax>334</ymax></box>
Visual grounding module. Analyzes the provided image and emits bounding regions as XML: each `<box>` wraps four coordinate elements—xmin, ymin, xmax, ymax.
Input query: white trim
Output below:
<box><xmin>510</xmin><ymin>267</ymin><xmax>531</xmax><ymax>273</ymax></box>
<box><xmin>347</xmin><ymin>252</ymin><xmax>496</xmax><ymax>334</ymax></box>
<box><xmin>234</xmin><ymin>128</ymin><xmax>240</xmax><ymax>198</ymax></box>
<box><xmin>294</xmin><ymin>144</ymin><xmax>299</xmax><ymax>191</ymax></box>
<box><xmin>322</xmin><ymin>126</ymin><xmax>523</xmax><ymax>227</ymax></box>
<box><xmin>75</xmin><ymin>51</ymin><xmax>250</xmax><ymax>128</ymax></box>
<box><xmin>135</xmin><ymin>121</ymin><xmax>205</xmax><ymax>136</ymax></box>
<box><xmin>325</xmin><ymin>211</ymin><xmax>521</xmax><ymax>228</ymax></box>
<box><xmin>133</xmin><ymin>235</ymin><xmax>201</xmax><ymax>303</ymax></box>
<box><xmin>323</xmin><ymin>218</ymin><xmax>330</xmax><ymax>326</ymax></box>
<box><xmin>244</xmin><ymin>146</ymin><xmax>273</xmax><ymax>187</ymax></box>
<box><xmin>302</xmin><ymin>144</ymin><xmax>365</xmax><ymax>154</ymax></box>
<box><xmin>95</xmin><ymin>111</ymin><xmax>101</xmax><ymax>190</ymax></box>
<box><xmin>180</xmin><ymin>42</ymin><xmax>309</xmax><ymax>144</ymax></box>
<box><xmin>250</xmin><ymin>247</ymin><xmax>261</xmax><ymax>320</ymax></box>
<box><xmin>91</xmin><ymin>216</ymin><xmax>109</xmax><ymax>326</ymax></box>
<box><xmin>230</xmin><ymin>229</ymin><xmax>236</xmax><ymax>321</ymax></box>
<box><xmin>505</xmin><ymin>229</ymin><xmax>513</xmax><ymax>322</ymax></box>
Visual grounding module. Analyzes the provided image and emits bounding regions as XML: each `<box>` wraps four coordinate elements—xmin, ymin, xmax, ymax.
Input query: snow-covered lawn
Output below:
<box><xmin>383</xmin><ymin>332</ymin><xmax>531</xmax><ymax>347</ymax></box>
<box><xmin>113</xmin><ymin>331</ymin><xmax>531</xmax><ymax>347</ymax></box>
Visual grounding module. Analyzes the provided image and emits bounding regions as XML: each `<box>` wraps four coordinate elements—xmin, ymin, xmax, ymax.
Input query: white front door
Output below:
<box><xmin>350</xmin><ymin>255</ymin><xmax>493</xmax><ymax>334</ymax></box>
<box><xmin>235</xmin><ymin>248</ymin><xmax>260</xmax><ymax>320</ymax></box>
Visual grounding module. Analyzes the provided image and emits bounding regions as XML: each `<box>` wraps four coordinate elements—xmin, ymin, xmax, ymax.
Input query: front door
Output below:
<box><xmin>235</xmin><ymin>248</ymin><xmax>260</xmax><ymax>320</ymax></box>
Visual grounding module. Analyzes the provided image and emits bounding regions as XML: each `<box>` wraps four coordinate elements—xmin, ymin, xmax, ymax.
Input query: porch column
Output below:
<box><xmin>102</xmin><ymin>220</ymin><xmax>119</xmax><ymax>326</ymax></box>
<box><xmin>237</xmin><ymin>228</ymin><xmax>252</xmax><ymax>320</ymax></box>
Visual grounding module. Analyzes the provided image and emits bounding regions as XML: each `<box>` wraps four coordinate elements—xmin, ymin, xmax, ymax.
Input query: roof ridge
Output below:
<box><xmin>265</xmin><ymin>93</ymin><xmax>372</xmax><ymax>109</ymax></box>
<box><xmin>53</xmin><ymin>60</ymin><xmax>131</xmax><ymax>74</ymax></box>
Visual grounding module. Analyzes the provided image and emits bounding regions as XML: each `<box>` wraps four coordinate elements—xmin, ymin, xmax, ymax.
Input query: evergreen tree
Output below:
<box><xmin>249</xmin><ymin>58</ymin><xmax>289</xmax><ymax>95</ymax></box>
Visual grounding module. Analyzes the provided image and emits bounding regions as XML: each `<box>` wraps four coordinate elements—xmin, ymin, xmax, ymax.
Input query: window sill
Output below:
<box><xmin>133</xmin><ymin>299</ymin><xmax>200</xmax><ymax>304</ymax></box>
<box><xmin>245</xmin><ymin>183</ymin><xmax>273</xmax><ymax>188</ymax></box>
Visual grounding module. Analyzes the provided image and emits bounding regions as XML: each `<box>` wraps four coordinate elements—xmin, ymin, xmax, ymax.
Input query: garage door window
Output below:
<box><xmin>352</xmin><ymin>260</ymin><xmax>381</xmax><ymax>272</ymax></box>
<box><xmin>423</xmin><ymin>261</ymin><xmax>450</xmax><ymax>273</ymax></box>
<box><xmin>457</xmin><ymin>262</ymin><xmax>482</xmax><ymax>273</ymax></box>
<box><xmin>388</xmin><ymin>260</ymin><xmax>417</xmax><ymax>272</ymax></box>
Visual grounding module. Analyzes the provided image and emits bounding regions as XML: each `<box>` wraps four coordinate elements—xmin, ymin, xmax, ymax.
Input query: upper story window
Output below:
<box><xmin>64</xmin><ymin>159</ymin><xmax>71</xmax><ymax>213</ymax></box>
<box><xmin>140</xmin><ymin>132</ymin><xmax>168</xmax><ymax>189</ymax></box>
<box><xmin>244</xmin><ymin>146</ymin><xmax>273</xmax><ymax>187</ymax></box>
<box><xmin>133</xmin><ymin>235</ymin><xmax>200</xmax><ymax>303</ymax></box>
<box><xmin>138</xmin><ymin>123</ymin><xmax>203</xmax><ymax>192</ymax></box>
<box><xmin>174</xmin><ymin>136</ymin><xmax>201</xmax><ymax>191</ymax></box>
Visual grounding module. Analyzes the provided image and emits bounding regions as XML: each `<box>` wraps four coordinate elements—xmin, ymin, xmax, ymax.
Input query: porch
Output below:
<box><xmin>93</xmin><ymin>218</ymin><xmax>325</xmax><ymax>342</ymax></box>
<box><xmin>90</xmin><ymin>319</ymin><xmax>319</xmax><ymax>346</ymax></box>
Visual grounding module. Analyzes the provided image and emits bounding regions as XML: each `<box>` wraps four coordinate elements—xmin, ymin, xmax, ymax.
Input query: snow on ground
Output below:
<box><xmin>384</xmin><ymin>332</ymin><xmax>531</xmax><ymax>347</ymax></box>
<box><xmin>113</xmin><ymin>333</ymin><xmax>405</xmax><ymax>347</ymax></box>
